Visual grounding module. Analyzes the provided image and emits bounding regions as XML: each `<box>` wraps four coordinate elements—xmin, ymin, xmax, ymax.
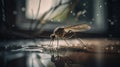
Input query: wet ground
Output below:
<box><xmin>0</xmin><ymin>38</ymin><xmax>120</xmax><ymax>67</ymax></box>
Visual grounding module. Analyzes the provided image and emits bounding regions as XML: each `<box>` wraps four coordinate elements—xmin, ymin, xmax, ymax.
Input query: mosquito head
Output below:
<box><xmin>50</xmin><ymin>34</ymin><xmax>55</xmax><ymax>40</ymax></box>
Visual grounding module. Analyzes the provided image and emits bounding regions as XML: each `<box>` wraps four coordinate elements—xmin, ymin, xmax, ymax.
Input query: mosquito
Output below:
<box><xmin>49</xmin><ymin>24</ymin><xmax>91</xmax><ymax>52</ymax></box>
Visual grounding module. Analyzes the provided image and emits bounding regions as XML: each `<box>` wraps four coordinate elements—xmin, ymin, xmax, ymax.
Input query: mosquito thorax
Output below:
<box><xmin>54</xmin><ymin>27</ymin><xmax>65</xmax><ymax>36</ymax></box>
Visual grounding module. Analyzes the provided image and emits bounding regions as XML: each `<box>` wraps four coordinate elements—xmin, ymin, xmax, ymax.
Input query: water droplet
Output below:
<box><xmin>70</xmin><ymin>11</ymin><xmax>73</xmax><ymax>13</ymax></box>
<box><xmin>110</xmin><ymin>22</ymin><xmax>114</xmax><ymax>25</ymax></box>
<box><xmin>99</xmin><ymin>5</ymin><xmax>102</xmax><ymax>8</ymax></box>
<box><xmin>21</xmin><ymin>7</ymin><xmax>25</xmax><ymax>12</ymax></box>
<box><xmin>108</xmin><ymin>19</ymin><xmax>114</xmax><ymax>25</ymax></box>
<box><xmin>83</xmin><ymin>3</ymin><xmax>86</xmax><ymax>6</ymax></box>
<box><xmin>96</xmin><ymin>14</ymin><xmax>99</xmax><ymax>16</ymax></box>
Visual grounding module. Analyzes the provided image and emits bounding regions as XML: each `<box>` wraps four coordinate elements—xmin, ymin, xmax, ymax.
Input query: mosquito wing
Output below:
<box><xmin>64</xmin><ymin>24</ymin><xmax>91</xmax><ymax>32</ymax></box>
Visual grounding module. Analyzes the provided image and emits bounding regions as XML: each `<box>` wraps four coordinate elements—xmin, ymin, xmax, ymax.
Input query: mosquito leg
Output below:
<box><xmin>56</xmin><ymin>37</ymin><xmax>59</xmax><ymax>56</ymax></box>
<box><xmin>63</xmin><ymin>38</ymin><xmax>70</xmax><ymax>47</ymax></box>
<box><xmin>52</xmin><ymin>39</ymin><xmax>56</xmax><ymax>55</ymax></box>
<box><xmin>63</xmin><ymin>31</ymin><xmax>78</xmax><ymax>49</ymax></box>
<box><xmin>49</xmin><ymin>39</ymin><xmax>54</xmax><ymax>55</ymax></box>
<box><xmin>48</xmin><ymin>39</ymin><xmax>52</xmax><ymax>47</ymax></box>
<box><xmin>72</xmin><ymin>32</ymin><xmax>87</xmax><ymax>49</ymax></box>
<box><xmin>77</xmin><ymin>37</ymin><xmax>87</xmax><ymax>49</ymax></box>
<box><xmin>57</xmin><ymin>38</ymin><xmax>59</xmax><ymax>49</ymax></box>
<box><xmin>65</xmin><ymin>31</ymin><xmax>87</xmax><ymax>49</ymax></box>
